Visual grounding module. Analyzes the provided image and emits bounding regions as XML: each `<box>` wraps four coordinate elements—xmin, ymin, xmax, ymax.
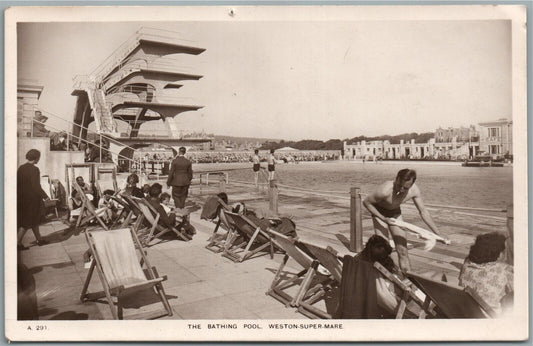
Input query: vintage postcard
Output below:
<box><xmin>5</xmin><ymin>5</ymin><xmax>528</xmax><ymax>342</ymax></box>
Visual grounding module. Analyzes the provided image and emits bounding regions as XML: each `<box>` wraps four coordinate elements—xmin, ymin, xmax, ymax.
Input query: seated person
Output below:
<box><xmin>122</xmin><ymin>173</ymin><xmax>144</xmax><ymax>198</ymax></box>
<box><xmin>74</xmin><ymin>176</ymin><xmax>93</xmax><ymax>200</ymax></box>
<box><xmin>459</xmin><ymin>232</ymin><xmax>513</xmax><ymax>316</ymax></box>
<box><xmin>142</xmin><ymin>184</ymin><xmax>151</xmax><ymax>198</ymax></box>
<box><xmin>159</xmin><ymin>192</ymin><xmax>173</xmax><ymax>214</ymax></box>
<box><xmin>68</xmin><ymin>189</ymin><xmax>84</xmax><ymax>223</ymax></box>
<box><xmin>336</xmin><ymin>235</ymin><xmax>424</xmax><ymax>319</ymax></box>
<box><xmin>146</xmin><ymin>183</ymin><xmax>177</xmax><ymax>229</ymax></box>
<box><xmin>97</xmin><ymin>189</ymin><xmax>119</xmax><ymax>223</ymax></box>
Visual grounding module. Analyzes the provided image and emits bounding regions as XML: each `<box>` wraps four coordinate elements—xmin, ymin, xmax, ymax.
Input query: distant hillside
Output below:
<box><xmin>214</xmin><ymin>135</ymin><xmax>279</xmax><ymax>145</ymax></box>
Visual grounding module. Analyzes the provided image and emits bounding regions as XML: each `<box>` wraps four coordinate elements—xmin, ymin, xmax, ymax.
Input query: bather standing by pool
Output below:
<box><xmin>267</xmin><ymin>149</ymin><xmax>276</xmax><ymax>181</ymax></box>
<box><xmin>363</xmin><ymin>168</ymin><xmax>448</xmax><ymax>273</ymax></box>
<box><xmin>252</xmin><ymin>149</ymin><xmax>261</xmax><ymax>187</ymax></box>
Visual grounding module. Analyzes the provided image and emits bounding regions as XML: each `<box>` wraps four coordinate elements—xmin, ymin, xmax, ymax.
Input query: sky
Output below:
<box><xmin>17</xmin><ymin>19</ymin><xmax>512</xmax><ymax>141</ymax></box>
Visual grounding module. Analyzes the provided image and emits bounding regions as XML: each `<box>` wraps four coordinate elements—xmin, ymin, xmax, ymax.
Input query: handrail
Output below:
<box><xmin>35</xmin><ymin>107</ymin><xmax>140</xmax><ymax>154</ymax></box>
<box><xmin>31</xmin><ymin>118</ymin><xmax>138</xmax><ymax>166</ymax></box>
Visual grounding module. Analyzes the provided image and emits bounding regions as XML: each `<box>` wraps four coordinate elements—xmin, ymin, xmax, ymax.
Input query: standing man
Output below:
<box><xmin>267</xmin><ymin>148</ymin><xmax>276</xmax><ymax>181</ymax></box>
<box><xmin>252</xmin><ymin>149</ymin><xmax>261</xmax><ymax>187</ymax></box>
<box><xmin>167</xmin><ymin>147</ymin><xmax>193</xmax><ymax>209</ymax></box>
<box><xmin>363</xmin><ymin>168</ymin><xmax>448</xmax><ymax>273</ymax></box>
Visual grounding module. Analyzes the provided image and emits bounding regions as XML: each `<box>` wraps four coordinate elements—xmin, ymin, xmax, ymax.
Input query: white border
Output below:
<box><xmin>5</xmin><ymin>5</ymin><xmax>528</xmax><ymax>342</ymax></box>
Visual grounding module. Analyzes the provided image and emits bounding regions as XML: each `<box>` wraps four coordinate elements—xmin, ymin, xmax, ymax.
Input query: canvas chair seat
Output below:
<box><xmin>406</xmin><ymin>271</ymin><xmax>496</xmax><ymax>318</ymax></box>
<box><xmin>80</xmin><ymin>228</ymin><xmax>172</xmax><ymax>319</ymax></box>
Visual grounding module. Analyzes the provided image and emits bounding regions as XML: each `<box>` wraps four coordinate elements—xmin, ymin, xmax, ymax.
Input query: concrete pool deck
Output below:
<box><xmin>17</xmin><ymin>180</ymin><xmax>508</xmax><ymax>320</ymax></box>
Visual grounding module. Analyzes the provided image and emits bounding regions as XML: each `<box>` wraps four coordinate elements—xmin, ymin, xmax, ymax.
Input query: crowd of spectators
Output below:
<box><xmin>186</xmin><ymin>151</ymin><xmax>341</xmax><ymax>164</ymax></box>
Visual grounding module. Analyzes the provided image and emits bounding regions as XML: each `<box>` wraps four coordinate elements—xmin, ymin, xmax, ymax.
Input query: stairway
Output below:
<box><xmin>90</xmin><ymin>88</ymin><xmax>117</xmax><ymax>134</ymax></box>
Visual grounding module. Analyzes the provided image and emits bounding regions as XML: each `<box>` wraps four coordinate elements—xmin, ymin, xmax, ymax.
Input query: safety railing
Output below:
<box><xmin>29</xmin><ymin>107</ymin><xmax>146</xmax><ymax>173</ymax></box>
<box><xmin>90</xmin><ymin>27</ymin><xmax>200</xmax><ymax>87</ymax></box>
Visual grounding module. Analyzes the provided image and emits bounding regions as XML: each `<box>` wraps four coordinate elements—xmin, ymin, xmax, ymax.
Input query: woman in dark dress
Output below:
<box><xmin>17</xmin><ymin>149</ymin><xmax>49</xmax><ymax>249</ymax></box>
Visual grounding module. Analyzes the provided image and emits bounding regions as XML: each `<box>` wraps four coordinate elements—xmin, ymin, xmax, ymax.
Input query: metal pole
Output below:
<box><xmin>350</xmin><ymin>187</ymin><xmax>363</xmax><ymax>252</ymax></box>
<box><xmin>99</xmin><ymin>133</ymin><xmax>102</xmax><ymax>163</ymax></box>
<box><xmin>219</xmin><ymin>174</ymin><xmax>226</xmax><ymax>193</ymax></box>
<box><xmin>269</xmin><ymin>179</ymin><xmax>278</xmax><ymax>215</ymax></box>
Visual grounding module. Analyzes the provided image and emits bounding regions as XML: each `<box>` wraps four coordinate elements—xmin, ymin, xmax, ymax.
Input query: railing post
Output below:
<box><xmin>350</xmin><ymin>187</ymin><xmax>363</xmax><ymax>252</ymax></box>
<box><xmin>99</xmin><ymin>133</ymin><xmax>102</xmax><ymax>163</ymax></box>
<box><xmin>269</xmin><ymin>179</ymin><xmax>279</xmax><ymax>215</ymax></box>
<box><xmin>219</xmin><ymin>174</ymin><xmax>226</xmax><ymax>193</ymax></box>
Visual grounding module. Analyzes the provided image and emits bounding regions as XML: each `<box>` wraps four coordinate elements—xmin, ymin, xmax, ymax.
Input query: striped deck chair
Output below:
<box><xmin>406</xmin><ymin>271</ymin><xmax>497</xmax><ymax>318</ymax></box>
<box><xmin>267</xmin><ymin>230</ymin><xmax>328</xmax><ymax>308</ymax></box>
<box><xmin>133</xmin><ymin>197</ymin><xmax>191</xmax><ymax>246</ymax></box>
<box><xmin>221</xmin><ymin>211</ymin><xmax>275</xmax><ymax>263</ymax></box>
<box><xmin>296</xmin><ymin>241</ymin><xmax>344</xmax><ymax>319</ymax></box>
<box><xmin>80</xmin><ymin>228</ymin><xmax>172</xmax><ymax>319</ymax></box>
<box><xmin>72</xmin><ymin>182</ymin><xmax>108</xmax><ymax>231</ymax></box>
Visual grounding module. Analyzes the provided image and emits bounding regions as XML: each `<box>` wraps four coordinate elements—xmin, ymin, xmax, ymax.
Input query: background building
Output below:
<box><xmin>478</xmin><ymin>119</ymin><xmax>513</xmax><ymax>157</ymax></box>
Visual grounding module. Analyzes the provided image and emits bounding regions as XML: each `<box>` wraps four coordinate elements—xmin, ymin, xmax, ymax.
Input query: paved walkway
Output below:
<box><xmin>17</xmin><ymin>180</ymin><xmax>507</xmax><ymax>320</ymax></box>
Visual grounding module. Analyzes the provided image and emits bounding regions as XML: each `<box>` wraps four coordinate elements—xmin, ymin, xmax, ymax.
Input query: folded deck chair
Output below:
<box><xmin>80</xmin><ymin>228</ymin><xmax>172</xmax><ymax>319</ymax></box>
<box><xmin>296</xmin><ymin>241</ymin><xmax>344</xmax><ymax>319</ymax></box>
<box><xmin>267</xmin><ymin>230</ymin><xmax>328</xmax><ymax>308</ymax></box>
<box><xmin>133</xmin><ymin>197</ymin><xmax>191</xmax><ymax>246</ymax></box>
<box><xmin>221</xmin><ymin>211</ymin><xmax>275</xmax><ymax>263</ymax></box>
<box><xmin>406</xmin><ymin>271</ymin><xmax>496</xmax><ymax>318</ymax></box>
<box><xmin>205</xmin><ymin>198</ymin><xmax>235</xmax><ymax>253</ymax></box>
<box><xmin>41</xmin><ymin>175</ymin><xmax>59</xmax><ymax>219</ymax></box>
<box><xmin>72</xmin><ymin>182</ymin><xmax>109</xmax><ymax>231</ymax></box>
<box><xmin>373</xmin><ymin>262</ymin><xmax>437</xmax><ymax>319</ymax></box>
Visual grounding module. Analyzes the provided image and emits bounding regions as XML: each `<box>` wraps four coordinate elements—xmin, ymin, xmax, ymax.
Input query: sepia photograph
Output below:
<box><xmin>5</xmin><ymin>4</ymin><xmax>528</xmax><ymax>342</ymax></box>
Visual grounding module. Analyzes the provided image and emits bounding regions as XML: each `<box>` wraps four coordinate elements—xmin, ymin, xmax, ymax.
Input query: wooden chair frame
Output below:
<box><xmin>41</xmin><ymin>175</ymin><xmax>59</xmax><ymax>219</ymax></box>
<box><xmin>72</xmin><ymin>182</ymin><xmax>109</xmax><ymax>231</ymax></box>
<box><xmin>132</xmin><ymin>197</ymin><xmax>191</xmax><ymax>246</ymax></box>
<box><xmin>221</xmin><ymin>211</ymin><xmax>275</xmax><ymax>263</ymax></box>
<box><xmin>80</xmin><ymin>228</ymin><xmax>172</xmax><ymax>319</ymax></box>
<box><xmin>205</xmin><ymin>198</ymin><xmax>234</xmax><ymax>253</ymax></box>
<box><xmin>373</xmin><ymin>262</ymin><xmax>437</xmax><ymax>319</ymax></box>
<box><xmin>295</xmin><ymin>241</ymin><xmax>344</xmax><ymax>319</ymax></box>
<box><xmin>267</xmin><ymin>230</ymin><xmax>328</xmax><ymax>308</ymax></box>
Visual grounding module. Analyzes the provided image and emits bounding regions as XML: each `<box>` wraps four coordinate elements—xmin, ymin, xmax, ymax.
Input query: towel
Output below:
<box><xmin>334</xmin><ymin>255</ymin><xmax>380</xmax><ymax>319</ymax></box>
<box><xmin>201</xmin><ymin>196</ymin><xmax>220</xmax><ymax>220</ymax></box>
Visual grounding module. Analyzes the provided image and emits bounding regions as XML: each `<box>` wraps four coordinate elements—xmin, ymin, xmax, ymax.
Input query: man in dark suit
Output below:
<box><xmin>166</xmin><ymin>147</ymin><xmax>193</xmax><ymax>208</ymax></box>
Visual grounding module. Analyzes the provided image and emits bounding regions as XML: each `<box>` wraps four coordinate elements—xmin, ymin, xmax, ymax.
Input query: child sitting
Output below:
<box><xmin>97</xmin><ymin>189</ymin><xmax>119</xmax><ymax>223</ymax></box>
<box><xmin>159</xmin><ymin>192</ymin><xmax>173</xmax><ymax>214</ymax></box>
<box><xmin>146</xmin><ymin>183</ymin><xmax>176</xmax><ymax>229</ymax></box>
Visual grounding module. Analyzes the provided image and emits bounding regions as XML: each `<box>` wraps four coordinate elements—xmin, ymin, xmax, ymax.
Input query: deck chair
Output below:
<box><xmin>296</xmin><ymin>241</ymin><xmax>344</xmax><ymax>319</ymax></box>
<box><xmin>133</xmin><ymin>197</ymin><xmax>191</xmax><ymax>246</ymax></box>
<box><xmin>373</xmin><ymin>262</ymin><xmax>437</xmax><ymax>319</ymax></box>
<box><xmin>80</xmin><ymin>228</ymin><xmax>172</xmax><ymax>319</ymax></box>
<box><xmin>406</xmin><ymin>271</ymin><xmax>496</xmax><ymax>318</ymax></box>
<box><xmin>221</xmin><ymin>211</ymin><xmax>275</xmax><ymax>263</ymax></box>
<box><xmin>41</xmin><ymin>175</ymin><xmax>59</xmax><ymax>219</ymax></box>
<box><xmin>267</xmin><ymin>230</ymin><xmax>327</xmax><ymax>308</ymax></box>
<box><xmin>206</xmin><ymin>203</ymin><xmax>236</xmax><ymax>253</ymax></box>
<box><xmin>117</xmin><ymin>194</ymin><xmax>144</xmax><ymax>229</ymax></box>
<box><xmin>72</xmin><ymin>182</ymin><xmax>109</xmax><ymax>231</ymax></box>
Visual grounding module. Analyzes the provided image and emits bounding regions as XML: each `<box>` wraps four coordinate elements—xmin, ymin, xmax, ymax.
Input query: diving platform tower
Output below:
<box><xmin>71</xmin><ymin>28</ymin><xmax>211</xmax><ymax>161</ymax></box>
